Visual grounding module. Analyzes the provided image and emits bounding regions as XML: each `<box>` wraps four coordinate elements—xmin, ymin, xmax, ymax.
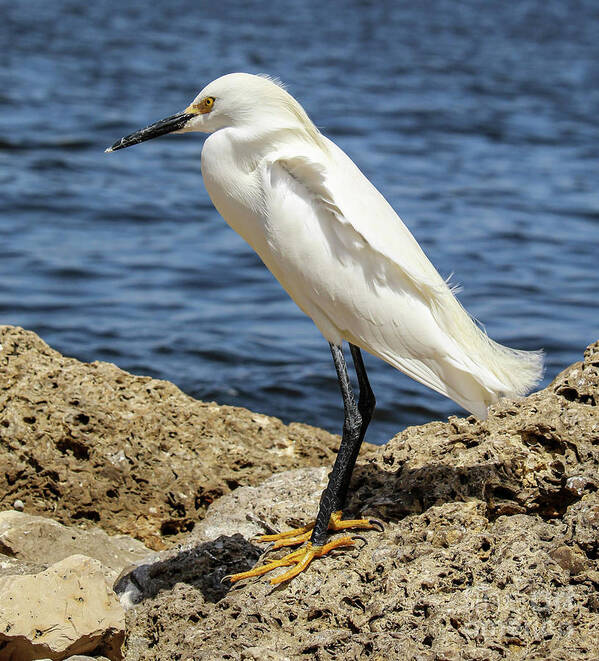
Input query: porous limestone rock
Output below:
<box><xmin>113</xmin><ymin>468</ymin><xmax>329</xmax><ymax>607</ymax></box>
<box><xmin>2</xmin><ymin>326</ymin><xmax>598</xmax><ymax>659</ymax></box>
<box><xmin>0</xmin><ymin>325</ymin><xmax>373</xmax><ymax>550</ymax></box>
<box><xmin>37</xmin><ymin>656</ymin><xmax>110</xmax><ymax>661</ymax></box>
<box><xmin>119</xmin><ymin>341</ymin><xmax>599</xmax><ymax>660</ymax></box>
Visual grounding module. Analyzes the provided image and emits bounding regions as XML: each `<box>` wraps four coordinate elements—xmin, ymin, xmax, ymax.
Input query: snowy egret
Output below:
<box><xmin>107</xmin><ymin>73</ymin><xmax>543</xmax><ymax>584</ymax></box>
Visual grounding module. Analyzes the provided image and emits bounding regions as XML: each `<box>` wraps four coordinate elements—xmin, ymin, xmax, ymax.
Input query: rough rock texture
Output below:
<box><xmin>39</xmin><ymin>657</ymin><xmax>111</xmax><ymax>661</ymax></box>
<box><xmin>119</xmin><ymin>341</ymin><xmax>599</xmax><ymax>660</ymax></box>
<box><xmin>0</xmin><ymin>325</ymin><xmax>372</xmax><ymax>550</ymax></box>
<box><xmin>0</xmin><ymin>553</ymin><xmax>46</xmax><ymax>580</ymax></box>
<box><xmin>0</xmin><ymin>554</ymin><xmax>124</xmax><ymax>661</ymax></box>
<box><xmin>114</xmin><ymin>468</ymin><xmax>330</xmax><ymax>609</ymax></box>
<box><xmin>2</xmin><ymin>327</ymin><xmax>599</xmax><ymax>660</ymax></box>
<box><xmin>0</xmin><ymin>511</ymin><xmax>152</xmax><ymax>573</ymax></box>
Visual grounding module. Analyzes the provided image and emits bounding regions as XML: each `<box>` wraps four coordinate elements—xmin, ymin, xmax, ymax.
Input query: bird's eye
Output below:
<box><xmin>185</xmin><ymin>96</ymin><xmax>215</xmax><ymax>115</ymax></box>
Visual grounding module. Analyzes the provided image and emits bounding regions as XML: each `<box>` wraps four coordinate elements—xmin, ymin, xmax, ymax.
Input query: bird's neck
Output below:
<box><xmin>212</xmin><ymin>124</ymin><xmax>320</xmax><ymax>172</ymax></box>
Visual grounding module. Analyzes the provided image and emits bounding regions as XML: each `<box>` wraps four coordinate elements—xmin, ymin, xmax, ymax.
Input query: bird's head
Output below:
<box><xmin>106</xmin><ymin>73</ymin><xmax>322</xmax><ymax>152</ymax></box>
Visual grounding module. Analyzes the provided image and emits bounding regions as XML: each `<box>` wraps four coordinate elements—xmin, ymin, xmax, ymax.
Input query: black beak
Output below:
<box><xmin>105</xmin><ymin>112</ymin><xmax>196</xmax><ymax>152</ymax></box>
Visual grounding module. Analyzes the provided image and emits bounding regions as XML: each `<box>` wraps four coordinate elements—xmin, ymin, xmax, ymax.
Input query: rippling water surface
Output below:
<box><xmin>2</xmin><ymin>1</ymin><xmax>598</xmax><ymax>443</ymax></box>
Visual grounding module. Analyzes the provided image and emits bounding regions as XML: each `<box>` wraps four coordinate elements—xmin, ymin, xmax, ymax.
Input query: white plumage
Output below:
<box><xmin>193</xmin><ymin>73</ymin><xmax>542</xmax><ymax>419</ymax></box>
<box><xmin>114</xmin><ymin>73</ymin><xmax>544</xmax><ymax>419</ymax></box>
<box><xmin>107</xmin><ymin>73</ymin><xmax>544</xmax><ymax>583</ymax></box>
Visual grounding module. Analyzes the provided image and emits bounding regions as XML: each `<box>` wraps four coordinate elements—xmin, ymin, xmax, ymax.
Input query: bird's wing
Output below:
<box><xmin>275</xmin><ymin>139</ymin><xmax>452</xmax><ymax>303</ymax></box>
<box><xmin>267</xmin><ymin>145</ymin><xmax>487</xmax><ymax>395</ymax></box>
<box><xmin>269</xmin><ymin>139</ymin><xmax>541</xmax><ymax>417</ymax></box>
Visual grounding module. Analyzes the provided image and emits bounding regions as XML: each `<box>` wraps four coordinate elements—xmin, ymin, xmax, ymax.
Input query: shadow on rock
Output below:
<box><xmin>114</xmin><ymin>534</ymin><xmax>261</xmax><ymax>606</ymax></box>
<box><xmin>349</xmin><ymin>458</ymin><xmax>585</xmax><ymax>524</ymax></box>
<box><xmin>347</xmin><ymin>386</ymin><xmax>599</xmax><ymax>527</ymax></box>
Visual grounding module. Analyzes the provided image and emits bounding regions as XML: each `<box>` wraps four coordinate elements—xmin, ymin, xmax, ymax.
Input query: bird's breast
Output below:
<box><xmin>201</xmin><ymin>133</ymin><xmax>268</xmax><ymax>253</ymax></box>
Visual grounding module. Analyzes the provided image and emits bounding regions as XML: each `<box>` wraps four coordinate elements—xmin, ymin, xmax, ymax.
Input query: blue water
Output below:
<box><xmin>1</xmin><ymin>1</ymin><xmax>598</xmax><ymax>444</ymax></box>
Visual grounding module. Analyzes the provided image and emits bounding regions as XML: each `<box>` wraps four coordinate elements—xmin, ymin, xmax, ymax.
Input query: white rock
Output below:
<box><xmin>191</xmin><ymin>467</ymin><xmax>328</xmax><ymax>544</ymax></box>
<box><xmin>0</xmin><ymin>510</ymin><xmax>152</xmax><ymax>573</ymax></box>
<box><xmin>0</xmin><ymin>554</ymin><xmax>125</xmax><ymax>660</ymax></box>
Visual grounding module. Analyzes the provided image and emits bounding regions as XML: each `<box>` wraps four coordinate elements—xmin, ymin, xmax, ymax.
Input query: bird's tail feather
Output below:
<box><xmin>428</xmin><ymin>286</ymin><xmax>544</xmax><ymax>417</ymax></box>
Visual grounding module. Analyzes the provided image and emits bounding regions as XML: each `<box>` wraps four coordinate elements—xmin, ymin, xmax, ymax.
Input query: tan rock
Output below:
<box><xmin>0</xmin><ymin>511</ymin><xmax>151</xmax><ymax>573</ymax></box>
<box><xmin>38</xmin><ymin>657</ymin><xmax>111</xmax><ymax>661</ymax></box>
<box><xmin>191</xmin><ymin>467</ymin><xmax>329</xmax><ymax>544</ymax></box>
<box><xmin>549</xmin><ymin>544</ymin><xmax>589</xmax><ymax>575</ymax></box>
<box><xmin>241</xmin><ymin>647</ymin><xmax>292</xmax><ymax>661</ymax></box>
<box><xmin>0</xmin><ymin>325</ymin><xmax>373</xmax><ymax>550</ymax></box>
<box><xmin>0</xmin><ymin>554</ymin><xmax>124</xmax><ymax>661</ymax></box>
<box><xmin>114</xmin><ymin>468</ymin><xmax>328</xmax><ymax>607</ymax></box>
<box><xmin>121</xmin><ymin>340</ymin><xmax>599</xmax><ymax>661</ymax></box>
<box><xmin>0</xmin><ymin>553</ymin><xmax>45</xmax><ymax>578</ymax></box>
<box><xmin>2</xmin><ymin>326</ymin><xmax>599</xmax><ymax>660</ymax></box>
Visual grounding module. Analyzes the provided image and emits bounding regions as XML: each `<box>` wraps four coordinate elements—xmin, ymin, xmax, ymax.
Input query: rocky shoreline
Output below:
<box><xmin>1</xmin><ymin>325</ymin><xmax>598</xmax><ymax>660</ymax></box>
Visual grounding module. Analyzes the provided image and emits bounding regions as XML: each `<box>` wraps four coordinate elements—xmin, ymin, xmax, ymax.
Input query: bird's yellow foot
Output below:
<box><xmin>258</xmin><ymin>510</ymin><xmax>383</xmax><ymax>549</ymax></box>
<box><xmin>229</xmin><ymin>537</ymin><xmax>355</xmax><ymax>585</ymax></box>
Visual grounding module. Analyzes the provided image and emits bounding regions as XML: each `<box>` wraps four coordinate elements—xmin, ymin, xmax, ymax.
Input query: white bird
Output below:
<box><xmin>107</xmin><ymin>72</ymin><xmax>543</xmax><ymax>584</ymax></box>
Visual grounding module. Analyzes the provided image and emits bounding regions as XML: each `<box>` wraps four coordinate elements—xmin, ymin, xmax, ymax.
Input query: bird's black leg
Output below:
<box><xmin>310</xmin><ymin>342</ymin><xmax>375</xmax><ymax>546</ymax></box>
<box><xmin>333</xmin><ymin>343</ymin><xmax>376</xmax><ymax>510</ymax></box>
<box><xmin>228</xmin><ymin>342</ymin><xmax>377</xmax><ymax>584</ymax></box>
